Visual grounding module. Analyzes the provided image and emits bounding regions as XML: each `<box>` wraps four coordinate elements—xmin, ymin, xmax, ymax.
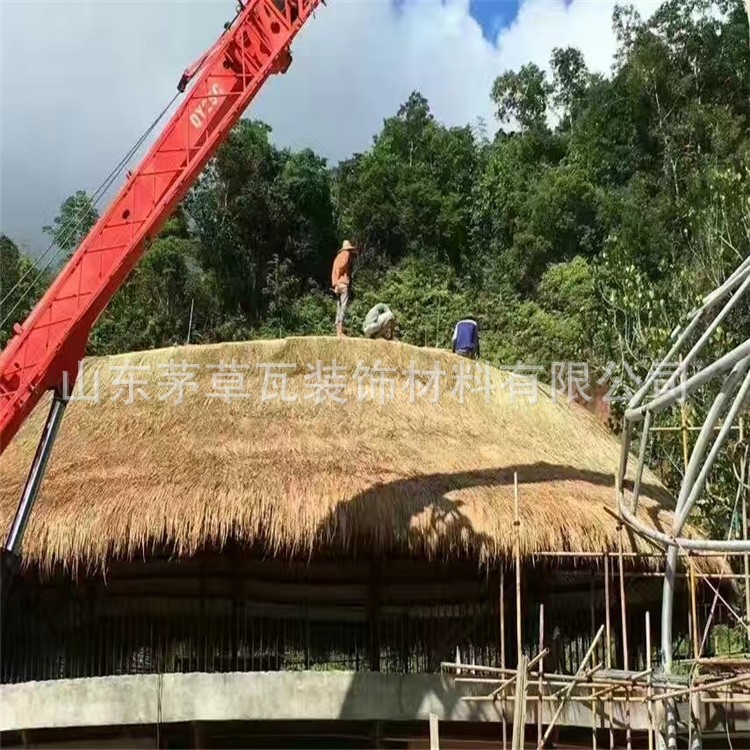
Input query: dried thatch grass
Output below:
<box><xmin>0</xmin><ymin>337</ymin><xmax>704</xmax><ymax>574</ymax></box>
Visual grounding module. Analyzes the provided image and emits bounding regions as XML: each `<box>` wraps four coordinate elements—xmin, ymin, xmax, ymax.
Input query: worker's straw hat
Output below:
<box><xmin>340</xmin><ymin>239</ymin><xmax>357</xmax><ymax>253</ymax></box>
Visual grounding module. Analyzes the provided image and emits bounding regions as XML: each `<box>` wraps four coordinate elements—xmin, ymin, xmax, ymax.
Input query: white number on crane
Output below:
<box><xmin>189</xmin><ymin>83</ymin><xmax>223</xmax><ymax>129</ymax></box>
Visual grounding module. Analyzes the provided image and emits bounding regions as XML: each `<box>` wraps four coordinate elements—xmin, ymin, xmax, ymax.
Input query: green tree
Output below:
<box><xmin>0</xmin><ymin>235</ymin><xmax>51</xmax><ymax>348</ymax></box>
<box><xmin>550</xmin><ymin>47</ymin><xmax>589</xmax><ymax>125</ymax></box>
<box><xmin>43</xmin><ymin>190</ymin><xmax>99</xmax><ymax>261</ymax></box>
<box><xmin>491</xmin><ymin>63</ymin><xmax>551</xmax><ymax>131</ymax></box>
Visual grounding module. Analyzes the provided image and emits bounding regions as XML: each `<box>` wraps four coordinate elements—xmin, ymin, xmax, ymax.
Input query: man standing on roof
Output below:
<box><xmin>331</xmin><ymin>239</ymin><xmax>358</xmax><ymax>337</ymax></box>
<box><xmin>451</xmin><ymin>318</ymin><xmax>480</xmax><ymax>359</ymax></box>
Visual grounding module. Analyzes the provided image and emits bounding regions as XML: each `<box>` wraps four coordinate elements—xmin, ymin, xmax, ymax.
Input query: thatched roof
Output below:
<box><xmin>0</xmin><ymin>337</ymin><xmax>695</xmax><ymax>574</ymax></box>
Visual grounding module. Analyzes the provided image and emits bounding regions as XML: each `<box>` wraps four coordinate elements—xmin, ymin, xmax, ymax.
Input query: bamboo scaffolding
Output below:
<box><xmin>539</xmin><ymin>626</ymin><xmax>605</xmax><ymax>748</ymax></box>
<box><xmin>457</xmin><ymin>650</ymin><xmax>550</xmax><ymax>699</ymax></box>
<box><xmin>444</xmin><ymin>460</ymin><xmax>750</xmax><ymax>744</ymax></box>
<box><xmin>531</xmin><ymin>549</ymin><xmax>745</xmax><ymax>559</ymax></box>
<box><xmin>651</xmin><ymin>673</ymin><xmax>750</xmax><ymax>702</ymax></box>
<box><xmin>550</xmin><ymin>664</ymin><xmax>603</xmax><ymax>700</ymax></box>
<box><xmin>447</xmin><ymin>663</ymin><xmax>684</xmax><ymax>691</ymax></box>
<box><xmin>455</xmin><ymin>679</ymin><xmax>749</xmax><ymax>705</ymax></box>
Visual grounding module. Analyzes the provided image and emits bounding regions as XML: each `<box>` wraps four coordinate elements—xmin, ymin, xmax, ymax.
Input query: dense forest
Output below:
<box><xmin>1</xmin><ymin>1</ymin><xmax>749</xmax><ymax>531</ymax></box>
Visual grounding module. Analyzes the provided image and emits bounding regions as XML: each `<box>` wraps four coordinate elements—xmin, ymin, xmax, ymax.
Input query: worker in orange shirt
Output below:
<box><xmin>331</xmin><ymin>240</ymin><xmax>358</xmax><ymax>337</ymax></box>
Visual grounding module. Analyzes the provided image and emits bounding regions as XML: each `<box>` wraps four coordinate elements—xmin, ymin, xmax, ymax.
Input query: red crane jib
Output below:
<box><xmin>0</xmin><ymin>0</ymin><xmax>322</xmax><ymax>453</ymax></box>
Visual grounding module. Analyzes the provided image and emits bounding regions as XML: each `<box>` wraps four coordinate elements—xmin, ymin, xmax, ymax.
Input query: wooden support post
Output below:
<box><xmin>429</xmin><ymin>713</ymin><xmax>440</xmax><ymax>750</ymax></box>
<box><xmin>191</xmin><ymin>722</ymin><xmax>205</xmax><ymax>750</ymax></box>
<box><xmin>512</xmin><ymin>655</ymin><xmax>528</xmax><ymax>750</ymax></box>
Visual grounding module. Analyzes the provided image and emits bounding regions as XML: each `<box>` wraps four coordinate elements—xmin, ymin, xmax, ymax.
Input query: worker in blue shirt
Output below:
<box><xmin>451</xmin><ymin>318</ymin><xmax>480</xmax><ymax>359</ymax></box>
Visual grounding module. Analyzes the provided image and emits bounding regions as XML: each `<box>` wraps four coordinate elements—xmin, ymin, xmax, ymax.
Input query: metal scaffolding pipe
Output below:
<box><xmin>629</xmin><ymin>258</ymin><xmax>750</xmax><ymax>408</ymax></box>
<box><xmin>625</xmin><ymin>340</ymin><xmax>750</xmax><ymax>422</ymax></box>
<box><xmin>672</xmin><ymin>360</ymin><xmax>750</xmax><ymax>524</ymax></box>
<box><xmin>676</xmin><ymin>370</ymin><xmax>750</xmax><ymax>527</ymax></box>
<box><xmin>650</xmin><ymin>273</ymin><xmax>750</xmax><ymax>404</ymax></box>
<box><xmin>631</xmin><ymin>410</ymin><xmax>653</xmax><ymax>514</ymax></box>
<box><xmin>616</xmin><ymin>502</ymin><xmax>750</xmax><ymax>552</ymax></box>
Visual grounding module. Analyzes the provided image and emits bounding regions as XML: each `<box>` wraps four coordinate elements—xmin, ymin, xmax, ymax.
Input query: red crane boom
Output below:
<box><xmin>0</xmin><ymin>0</ymin><xmax>322</xmax><ymax>454</ymax></box>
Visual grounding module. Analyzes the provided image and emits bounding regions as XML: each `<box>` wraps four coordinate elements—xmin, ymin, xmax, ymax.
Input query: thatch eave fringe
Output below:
<box><xmin>0</xmin><ymin>337</ymin><xmax>723</xmax><ymax>577</ymax></box>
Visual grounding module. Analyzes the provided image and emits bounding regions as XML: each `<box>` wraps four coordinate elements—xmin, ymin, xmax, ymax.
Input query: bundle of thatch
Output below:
<box><xmin>0</xmin><ymin>337</ymin><xmax>689</xmax><ymax>574</ymax></box>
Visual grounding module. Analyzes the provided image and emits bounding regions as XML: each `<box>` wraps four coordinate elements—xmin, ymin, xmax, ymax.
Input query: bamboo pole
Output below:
<box><xmin>588</xmin><ymin>669</ymin><xmax>652</xmax><ymax>699</ymax></box>
<box><xmin>466</xmin><ymin>650</ymin><xmax>550</xmax><ymax>700</ymax></box>
<box><xmin>550</xmin><ymin>664</ymin><xmax>604</xmax><ymax>699</ymax></box>
<box><xmin>512</xmin><ymin>655</ymin><xmax>528</xmax><ymax>750</ymax></box>
<box><xmin>429</xmin><ymin>713</ymin><xmax>439</xmax><ymax>750</ymax></box>
<box><xmin>689</xmin><ymin>559</ymin><xmax>700</xmax><ymax>661</ymax></box>
<box><xmin>616</xmin><ymin>527</ymin><xmax>631</xmax><ymax>750</ymax></box>
<box><xmin>514</xmin><ymin>472</ymin><xmax>522</xmax><ymax>667</ymax></box>
<box><xmin>652</xmin><ymin>673</ymin><xmax>750</xmax><ymax>702</ymax></box>
<box><xmin>617</xmin><ymin>528</ymin><xmax>629</xmax><ymax>671</ymax></box>
<box><xmin>591</xmin><ymin>691</ymin><xmax>597</xmax><ymax>750</ymax></box>
<box><xmin>468</xmin><ymin>693</ymin><xmax>670</xmax><ymax>704</ymax></box>
<box><xmin>530</xmin><ymin>549</ymin><xmax>741</xmax><ymax>560</ymax></box>
<box><xmin>538</xmin><ymin>604</ymin><xmax>544</xmax><ymax>749</ymax></box>
<box><xmin>646</xmin><ymin>612</ymin><xmax>654</xmax><ymax>750</ymax></box>
<box><xmin>588</xmin><ymin>572</ymin><xmax>596</xmax><ymax>750</ymax></box>
<box><xmin>500</xmin><ymin>568</ymin><xmax>507</xmax><ymax>750</ymax></box>
<box><xmin>447</xmin><ymin>663</ymin><xmax>689</xmax><ymax>695</ymax></box>
<box><xmin>604</xmin><ymin>553</ymin><xmax>614</xmax><ymax>750</ymax></box>
<box><xmin>741</xmin><ymin>417</ymin><xmax>749</xmax><ymax>654</ymax></box>
<box><xmin>700</xmin><ymin>577</ymin><xmax>750</xmax><ymax>635</ymax></box>
<box><xmin>649</xmin><ymin>424</ymin><xmax>742</xmax><ymax>432</ymax></box>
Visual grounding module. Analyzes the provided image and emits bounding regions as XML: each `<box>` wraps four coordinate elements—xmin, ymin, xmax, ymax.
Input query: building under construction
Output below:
<box><xmin>1</xmin><ymin>337</ymin><xmax>747</xmax><ymax>749</ymax></box>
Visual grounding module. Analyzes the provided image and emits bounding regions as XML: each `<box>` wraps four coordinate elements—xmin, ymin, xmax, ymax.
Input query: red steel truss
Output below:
<box><xmin>0</xmin><ymin>0</ymin><xmax>322</xmax><ymax>452</ymax></box>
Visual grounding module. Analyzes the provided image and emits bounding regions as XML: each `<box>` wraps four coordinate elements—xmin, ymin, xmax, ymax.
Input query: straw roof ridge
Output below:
<box><xmin>0</xmin><ymin>336</ymin><xmax>709</xmax><ymax>576</ymax></box>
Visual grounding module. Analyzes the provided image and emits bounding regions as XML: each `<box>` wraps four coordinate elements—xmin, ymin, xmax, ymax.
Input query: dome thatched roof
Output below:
<box><xmin>0</xmin><ymin>337</ymin><xmax>691</xmax><ymax>574</ymax></box>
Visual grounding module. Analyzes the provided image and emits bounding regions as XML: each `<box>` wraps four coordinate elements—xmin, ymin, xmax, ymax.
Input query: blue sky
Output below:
<box><xmin>396</xmin><ymin>1</ymin><xmax>523</xmax><ymax>42</ymax></box>
<box><xmin>469</xmin><ymin>0</ymin><xmax>522</xmax><ymax>40</ymax></box>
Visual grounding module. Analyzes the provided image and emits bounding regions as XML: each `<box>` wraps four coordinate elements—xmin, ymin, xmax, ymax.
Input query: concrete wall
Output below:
<box><xmin>1</xmin><ymin>672</ymin><xmax>746</xmax><ymax>735</ymax></box>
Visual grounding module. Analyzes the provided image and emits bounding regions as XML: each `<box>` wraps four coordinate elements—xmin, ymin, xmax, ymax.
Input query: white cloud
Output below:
<box><xmin>0</xmin><ymin>0</ymin><xmax>661</xmax><ymax>253</ymax></box>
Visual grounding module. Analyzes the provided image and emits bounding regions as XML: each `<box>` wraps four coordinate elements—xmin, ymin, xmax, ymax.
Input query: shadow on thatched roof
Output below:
<box><xmin>0</xmin><ymin>337</ymin><xmax>712</xmax><ymax>575</ymax></box>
